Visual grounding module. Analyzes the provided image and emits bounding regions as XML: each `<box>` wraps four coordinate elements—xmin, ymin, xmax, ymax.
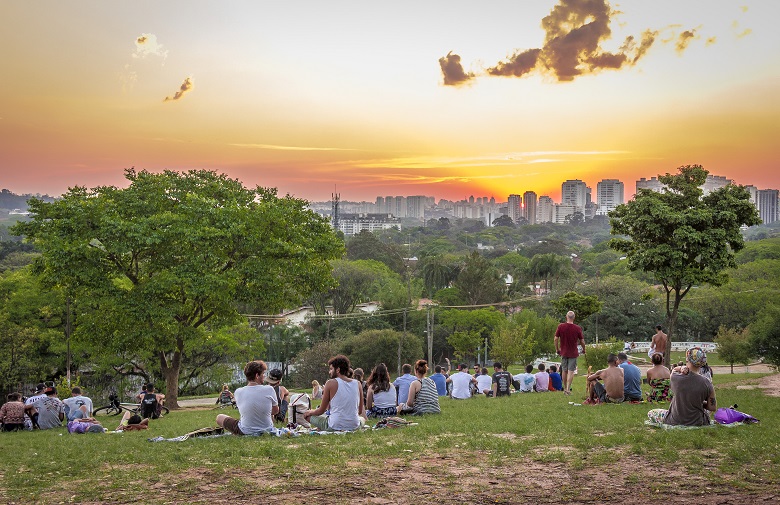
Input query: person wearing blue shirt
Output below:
<box><xmin>393</xmin><ymin>364</ymin><xmax>417</xmax><ymax>405</ymax></box>
<box><xmin>429</xmin><ymin>358</ymin><xmax>451</xmax><ymax>396</ymax></box>
<box><xmin>617</xmin><ymin>352</ymin><xmax>643</xmax><ymax>402</ymax></box>
<box><xmin>548</xmin><ymin>365</ymin><xmax>563</xmax><ymax>391</ymax></box>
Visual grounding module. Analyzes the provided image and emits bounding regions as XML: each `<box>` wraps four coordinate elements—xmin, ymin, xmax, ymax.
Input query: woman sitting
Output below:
<box><xmin>398</xmin><ymin>359</ymin><xmax>441</xmax><ymax>415</ymax></box>
<box><xmin>311</xmin><ymin>380</ymin><xmax>323</xmax><ymax>400</ymax></box>
<box><xmin>365</xmin><ymin>363</ymin><xmax>398</xmax><ymax>418</ymax></box>
<box><xmin>216</xmin><ymin>384</ymin><xmax>236</xmax><ymax>407</ymax></box>
<box><xmin>646</xmin><ymin>353</ymin><xmax>672</xmax><ymax>402</ymax></box>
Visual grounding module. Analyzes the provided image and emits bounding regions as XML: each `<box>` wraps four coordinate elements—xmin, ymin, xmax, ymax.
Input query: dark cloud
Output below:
<box><xmin>676</xmin><ymin>29</ymin><xmax>696</xmax><ymax>54</ymax></box>
<box><xmin>163</xmin><ymin>77</ymin><xmax>193</xmax><ymax>102</ymax></box>
<box><xmin>486</xmin><ymin>48</ymin><xmax>541</xmax><ymax>77</ymax></box>
<box><xmin>439</xmin><ymin>51</ymin><xmax>475</xmax><ymax>86</ymax></box>
<box><xmin>137</xmin><ymin>35</ymin><xmax>148</xmax><ymax>44</ymax></box>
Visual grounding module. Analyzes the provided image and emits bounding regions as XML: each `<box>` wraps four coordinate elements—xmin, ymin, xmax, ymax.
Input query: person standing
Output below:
<box><xmin>554</xmin><ymin>310</ymin><xmax>586</xmax><ymax>395</ymax></box>
<box><xmin>216</xmin><ymin>360</ymin><xmax>279</xmax><ymax>436</ymax></box>
<box><xmin>649</xmin><ymin>325</ymin><xmax>668</xmax><ymax>358</ymax></box>
<box><xmin>617</xmin><ymin>353</ymin><xmax>643</xmax><ymax>402</ymax></box>
<box><xmin>304</xmin><ymin>355</ymin><xmax>365</xmax><ymax>431</ymax></box>
<box><xmin>491</xmin><ymin>362</ymin><xmax>514</xmax><ymax>398</ymax></box>
<box><xmin>447</xmin><ymin>363</ymin><xmax>477</xmax><ymax>399</ymax></box>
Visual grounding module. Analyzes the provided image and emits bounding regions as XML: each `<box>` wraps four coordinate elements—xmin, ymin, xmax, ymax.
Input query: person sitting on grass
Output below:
<box><xmin>216</xmin><ymin>384</ymin><xmax>235</xmax><ymax>407</ymax></box>
<box><xmin>365</xmin><ymin>363</ymin><xmax>398</xmax><ymax>418</ymax></box>
<box><xmin>475</xmin><ymin>367</ymin><xmax>493</xmax><ymax>396</ymax></box>
<box><xmin>584</xmin><ymin>354</ymin><xmax>625</xmax><ymax>404</ymax></box>
<box><xmin>216</xmin><ymin>360</ymin><xmax>279</xmax><ymax>436</ymax></box>
<box><xmin>398</xmin><ymin>360</ymin><xmax>441</xmax><ymax>415</ymax></box>
<box><xmin>646</xmin><ymin>353</ymin><xmax>672</xmax><ymax>402</ymax></box>
<box><xmin>0</xmin><ymin>393</ymin><xmax>33</xmax><ymax>432</ymax></box>
<box><xmin>116</xmin><ymin>412</ymin><xmax>150</xmax><ymax>431</ymax></box>
<box><xmin>63</xmin><ymin>386</ymin><xmax>94</xmax><ymax>421</ymax></box>
<box><xmin>491</xmin><ymin>362</ymin><xmax>514</xmax><ymax>398</ymax></box>
<box><xmin>617</xmin><ymin>352</ymin><xmax>643</xmax><ymax>402</ymax></box>
<box><xmin>304</xmin><ymin>354</ymin><xmax>365</xmax><ymax>432</ymax></box>
<box><xmin>140</xmin><ymin>384</ymin><xmax>165</xmax><ymax>420</ymax></box>
<box><xmin>648</xmin><ymin>347</ymin><xmax>716</xmax><ymax>426</ymax></box>
<box><xmin>447</xmin><ymin>364</ymin><xmax>476</xmax><ymax>399</ymax></box>
<box><xmin>266</xmin><ymin>369</ymin><xmax>290</xmax><ymax>424</ymax></box>
<box><xmin>311</xmin><ymin>380</ymin><xmax>323</xmax><ymax>400</ymax></box>
<box><xmin>548</xmin><ymin>365</ymin><xmax>563</xmax><ymax>391</ymax></box>
<box><xmin>533</xmin><ymin>363</ymin><xmax>550</xmax><ymax>392</ymax></box>
<box><xmin>513</xmin><ymin>364</ymin><xmax>536</xmax><ymax>393</ymax></box>
<box><xmin>393</xmin><ymin>363</ymin><xmax>416</xmax><ymax>406</ymax></box>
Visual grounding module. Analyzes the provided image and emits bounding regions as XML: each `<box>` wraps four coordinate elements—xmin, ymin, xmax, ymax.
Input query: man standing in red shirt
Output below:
<box><xmin>554</xmin><ymin>310</ymin><xmax>586</xmax><ymax>396</ymax></box>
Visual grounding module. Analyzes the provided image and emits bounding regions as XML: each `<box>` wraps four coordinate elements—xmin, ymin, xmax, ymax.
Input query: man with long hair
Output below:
<box><xmin>304</xmin><ymin>355</ymin><xmax>365</xmax><ymax>431</ymax></box>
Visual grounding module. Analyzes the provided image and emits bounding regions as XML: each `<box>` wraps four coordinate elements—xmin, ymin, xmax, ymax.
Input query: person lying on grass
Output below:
<box><xmin>115</xmin><ymin>412</ymin><xmax>150</xmax><ymax>431</ymax></box>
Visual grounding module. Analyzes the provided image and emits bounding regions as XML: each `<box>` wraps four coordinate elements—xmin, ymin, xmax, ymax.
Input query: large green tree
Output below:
<box><xmin>452</xmin><ymin>251</ymin><xmax>506</xmax><ymax>305</ymax></box>
<box><xmin>13</xmin><ymin>169</ymin><xmax>343</xmax><ymax>407</ymax></box>
<box><xmin>609</xmin><ymin>165</ymin><xmax>761</xmax><ymax>365</ymax></box>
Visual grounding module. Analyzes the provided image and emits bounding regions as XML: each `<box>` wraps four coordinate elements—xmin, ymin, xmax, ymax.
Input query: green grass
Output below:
<box><xmin>2</xmin><ymin>373</ymin><xmax>778</xmax><ymax>503</ymax></box>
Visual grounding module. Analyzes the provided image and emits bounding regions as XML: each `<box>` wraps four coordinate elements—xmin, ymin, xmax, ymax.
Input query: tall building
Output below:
<box><xmin>757</xmin><ymin>189</ymin><xmax>779</xmax><ymax>225</ymax></box>
<box><xmin>507</xmin><ymin>194</ymin><xmax>522</xmax><ymax>223</ymax></box>
<box><xmin>523</xmin><ymin>191</ymin><xmax>537</xmax><ymax>225</ymax></box>
<box><xmin>636</xmin><ymin>177</ymin><xmax>664</xmax><ymax>194</ymax></box>
<box><xmin>537</xmin><ymin>196</ymin><xmax>554</xmax><ymax>223</ymax></box>
<box><xmin>596</xmin><ymin>179</ymin><xmax>624</xmax><ymax>216</ymax></box>
<box><xmin>561</xmin><ymin>180</ymin><xmax>588</xmax><ymax>210</ymax></box>
<box><xmin>406</xmin><ymin>196</ymin><xmax>427</xmax><ymax>219</ymax></box>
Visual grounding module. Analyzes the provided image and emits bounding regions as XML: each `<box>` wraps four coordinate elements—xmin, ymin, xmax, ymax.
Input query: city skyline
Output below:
<box><xmin>1</xmin><ymin>1</ymin><xmax>778</xmax><ymax>202</ymax></box>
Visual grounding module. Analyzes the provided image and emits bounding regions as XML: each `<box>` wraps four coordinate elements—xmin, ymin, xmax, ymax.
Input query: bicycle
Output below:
<box><xmin>92</xmin><ymin>389</ymin><xmax>169</xmax><ymax>417</ymax></box>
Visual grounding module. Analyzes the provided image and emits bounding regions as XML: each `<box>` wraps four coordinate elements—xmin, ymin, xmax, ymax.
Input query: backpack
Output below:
<box><xmin>272</xmin><ymin>385</ymin><xmax>289</xmax><ymax>423</ymax></box>
<box><xmin>140</xmin><ymin>392</ymin><xmax>159</xmax><ymax>419</ymax></box>
<box><xmin>288</xmin><ymin>393</ymin><xmax>311</xmax><ymax>428</ymax></box>
<box><xmin>714</xmin><ymin>407</ymin><xmax>758</xmax><ymax>425</ymax></box>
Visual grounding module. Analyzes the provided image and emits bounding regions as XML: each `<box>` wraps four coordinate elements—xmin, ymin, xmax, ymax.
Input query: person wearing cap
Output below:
<box><xmin>30</xmin><ymin>386</ymin><xmax>65</xmax><ymax>429</ymax></box>
<box><xmin>63</xmin><ymin>386</ymin><xmax>94</xmax><ymax>421</ymax></box>
<box><xmin>216</xmin><ymin>360</ymin><xmax>278</xmax><ymax>436</ymax></box>
<box><xmin>266</xmin><ymin>369</ymin><xmax>290</xmax><ymax>423</ymax></box>
<box><xmin>446</xmin><ymin>363</ymin><xmax>476</xmax><ymax>399</ymax></box>
<box><xmin>648</xmin><ymin>347</ymin><xmax>716</xmax><ymax>426</ymax></box>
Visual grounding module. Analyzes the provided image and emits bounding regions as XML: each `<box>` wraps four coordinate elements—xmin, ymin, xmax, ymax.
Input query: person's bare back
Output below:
<box><xmin>651</xmin><ymin>329</ymin><xmax>668</xmax><ymax>356</ymax></box>
<box><xmin>599</xmin><ymin>366</ymin><xmax>625</xmax><ymax>400</ymax></box>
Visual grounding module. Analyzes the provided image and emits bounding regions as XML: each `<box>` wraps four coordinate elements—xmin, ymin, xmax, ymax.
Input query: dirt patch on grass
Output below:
<box><xmin>31</xmin><ymin>452</ymin><xmax>779</xmax><ymax>505</ymax></box>
<box><xmin>758</xmin><ymin>373</ymin><xmax>780</xmax><ymax>397</ymax></box>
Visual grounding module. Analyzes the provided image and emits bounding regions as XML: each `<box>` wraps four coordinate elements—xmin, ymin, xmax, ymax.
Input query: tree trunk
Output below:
<box><xmin>158</xmin><ymin>338</ymin><xmax>183</xmax><ymax>409</ymax></box>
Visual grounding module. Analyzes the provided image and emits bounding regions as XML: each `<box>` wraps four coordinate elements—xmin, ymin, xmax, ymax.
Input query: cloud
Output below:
<box><xmin>486</xmin><ymin>48</ymin><xmax>541</xmax><ymax>78</ymax></box>
<box><xmin>132</xmin><ymin>33</ymin><xmax>168</xmax><ymax>61</ymax></box>
<box><xmin>163</xmin><ymin>77</ymin><xmax>194</xmax><ymax>102</ymax></box>
<box><xmin>230</xmin><ymin>143</ymin><xmax>358</xmax><ymax>152</ymax></box>
<box><xmin>439</xmin><ymin>51</ymin><xmax>475</xmax><ymax>86</ymax></box>
<box><xmin>675</xmin><ymin>29</ymin><xmax>697</xmax><ymax>54</ymax></box>
<box><xmin>706</xmin><ymin>36</ymin><xmax>717</xmax><ymax>46</ymax></box>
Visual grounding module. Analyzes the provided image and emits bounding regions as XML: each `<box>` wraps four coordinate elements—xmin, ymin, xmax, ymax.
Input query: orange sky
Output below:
<box><xmin>0</xmin><ymin>1</ymin><xmax>778</xmax><ymax>203</ymax></box>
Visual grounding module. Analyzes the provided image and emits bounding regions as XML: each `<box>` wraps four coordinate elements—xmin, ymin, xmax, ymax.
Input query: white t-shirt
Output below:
<box><xmin>513</xmin><ymin>372</ymin><xmax>536</xmax><ymax>392</ymax></box>
<box><xmin>63</xmin><ymin>395</ymin><xmax>93</xmax><ymax>419</ymax></box>
<box><xmin>235</xmin><ymin>384</ymin><xmax>278</xmax><ymax>435</ymax></box>
<box><xmin>476</xmin><ymin>374</ymin><xmax>492</xmax><ymax>393</ymax></box>
<box><xmin>450</xmin><ymin>372</ymin><xmax>473</xmax><ymax>399</ymax></box>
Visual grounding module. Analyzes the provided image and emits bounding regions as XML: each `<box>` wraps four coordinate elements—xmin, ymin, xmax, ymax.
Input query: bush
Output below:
<box><xmin>583</xmin><ymin>338</ymin><xmax>623</xmax><ymax>370</ymax></box>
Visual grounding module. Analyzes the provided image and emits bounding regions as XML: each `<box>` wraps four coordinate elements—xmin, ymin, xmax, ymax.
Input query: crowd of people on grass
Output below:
<box><xmin>1</xmin><ymin>311</ymin><xmax>722</xmax><ymax>435</ymax></box>
<box><xmin>0</xmin><ymin>383</ymin><xmax>165</xmax><ymax>434</ymax></box>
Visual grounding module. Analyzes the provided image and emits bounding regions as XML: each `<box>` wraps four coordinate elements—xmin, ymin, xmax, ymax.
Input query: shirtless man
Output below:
<box><xmin>585</xmin><ymin>354</ymin><xmax>625</xmax><ymax>404</ymax></box>
<box><xmin>649</xmin><ymin>325</ymin><xmax>668</xmax><ymax>358</ymax></box>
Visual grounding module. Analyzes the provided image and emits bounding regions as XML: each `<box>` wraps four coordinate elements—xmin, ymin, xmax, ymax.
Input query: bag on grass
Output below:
<box><xmin>714</xmin><ymin>407</ymin><xmax>758</xmax><ymax>425</ymax></box>
<box><xmin>288</xmin><ymin>392</ymin><xmax>311</xmax><ymax>428</ymax></box>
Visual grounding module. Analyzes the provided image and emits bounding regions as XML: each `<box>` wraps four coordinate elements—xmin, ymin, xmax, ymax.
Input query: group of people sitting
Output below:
<box><xmin>0</xmin><ymin>383</ymin><xmax>163</xmax><ymax>434</ymax></box>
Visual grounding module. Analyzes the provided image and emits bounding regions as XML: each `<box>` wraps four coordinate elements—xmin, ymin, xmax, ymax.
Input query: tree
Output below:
<box><xmin>609</xmin><ymin>165</ymin><xmax>761</xmax><ymax>365</ymax></box>
<box><xmin>714</xmin><ymin>326</ymin><xmax>753</xmax><ymax>374</ymax></box>
<box><xmin>452</xmin><ymin>251</ymin><xmax>506</xmax><ymax>305</ymax></box>
<box><xmin>439</xmin><ymin>307</ymin><xmax>504</xmax><ymax>360</ymax></box>
<box><xmin>749</xmin><ymin>304</ymin><xmax>780</xmax><ymax>368</ymax></box>
<box><xmin>490</xmin><ymin>318</ymin><xmax>536</xmax><ymax>368</ymax></box>
<box><xmin>492</xmin><ymin>215</ymin><xmax>515</xmax><ymax>228</ymax></box>
<box><xmin>339</xmin><ymin>329</ymin><xmax>423</xmax><ymax>373</ymax></box>
<box><xmin>419</xmin><ymin>254</ymin><xmax>458</xmax><ymax>298</ymax></box>
<box><xmin>551</xmin><ymin>292</ymin><xmax>602</xmax><ymax>323</ymax></box>
<box><xmin>345</xmin><ymin>231</ymin><xmax>405</xmax><ymax>274</ymax></box>
<box><xmin>13</xmin><ymin>169</ymin><xmax>343</xmax><ymax>407</ymax></box>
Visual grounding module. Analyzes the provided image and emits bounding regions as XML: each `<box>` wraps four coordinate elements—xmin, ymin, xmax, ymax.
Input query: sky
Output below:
<box><xmin>1</xmin><ymin>0</ymin><xmax>778</xmax><ymax>203</ymax></box>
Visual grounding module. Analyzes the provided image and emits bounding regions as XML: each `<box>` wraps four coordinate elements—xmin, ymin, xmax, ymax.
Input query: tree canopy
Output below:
<box><xmin>13</xmin><ymin>169</ymin><xmax>343</xmax><ymax>406</ymax></box>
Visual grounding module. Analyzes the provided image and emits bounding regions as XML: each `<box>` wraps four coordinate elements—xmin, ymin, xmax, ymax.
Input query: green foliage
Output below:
<box><xmin>12</xmin><ymin>169</ymin><xmax>343</xmax><ymax>405</ymax></box>
<box><xmin>419</xmin><ymin>254</ymin><xmax>460</xmax><ymax>298</ymax></box>
<box><xmin>583</xmin><ymin>338</ymin><xmax>623</xmax><ymax>370</ymax></box>
<box><xmin>609</xmin><ymin>165</ymin><xmax>761</xmax><ymax>357</ymax></box>
<box><xmin>345</xmin><ymin>231</ymin><xmax>405</xmax><ymax>274</ymax></box>
<box><xmin>289</xmin><ymin>340</ymin><xmax>340</xmax><ymax>388</ymax></box>
<box><xmin>440</xmin><ymin>308</ymin><xmax>504</xmax><ymax>360</ymax></box>
<box><xmin>715</xmin><ymin>326</ymin><xmax>754</xmax><ymax>373</ymax></box>
<box><xmin>512</xmin><ymin>309</ymin><xmax>558</xmax><ymax>359</ymax></box>
<box><xmin>490</xmin><ymin>317</ymin><xmax>536</xmax><ymax>367</ymax></box>
<box><xmin>339</xmin><ymin>329</ymin><xmax>424</xmax><ymax>374</ymax></box>
<box><xmin>749</xmin><ymin>304</ymin><xmax>780</xmax><ymax>368</ymax></box>
<box><xmin>452</xmin><ymin>251</ymin><xmax>506</xmax><ymax>305</ymax></box>
<box><xmin>551</xmin><ymin>291</ymin><xmax>602</xmax><ymax>322</ymax></box>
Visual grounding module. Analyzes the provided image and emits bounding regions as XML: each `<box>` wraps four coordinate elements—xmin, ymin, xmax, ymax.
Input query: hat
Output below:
<box><xmin>86</xmin><ymin>424</ymin><xmax>106</xmax><ymax>434</ymax></box>
<box><xmin>266</xmin><ymin>369</ymin><xmax>283</xmax><ymax>385</ymax></box>
<box><xmin>44</xmin><ymin>386</ymin><xmax>57</xmax><ymax>395</ymax></box>
<box><xmin>34</xmin><ymin>383</ymin><xmax>45</xmax><ymax>393</ymax></box>
<box><xmin>686</xmin><ymin>347</ymin><xmax>707</xmax><ymax>367</ymax></box>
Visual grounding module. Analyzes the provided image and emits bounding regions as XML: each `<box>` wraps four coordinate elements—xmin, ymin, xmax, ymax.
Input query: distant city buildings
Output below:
<box><xmin>314</xmin><ymin>172</ymin><xmax>778</xmax><ymax>233</ymax></box>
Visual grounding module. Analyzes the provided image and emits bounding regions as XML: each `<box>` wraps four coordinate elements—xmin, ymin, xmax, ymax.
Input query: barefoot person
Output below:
<box><xmin>216</xmin><ymin>360</ymin><xmax>279</xmax><ymax>436</ymax></box>
<box><xmin>554</xmin><ymin>311</ymin><xmax>586</xmax><ymax>395</ymax></box>
<box><xmin>649</xmin><ymin>325</ymin><xmax>668</xmax><ymax>358</ymax></box>
<box><xmin>304</xmin><ymin>355</ymin><xmax>365</xmax><ymax>432</ymax></box>
<box><xmin>585</xmin><ymin>354</ymin><xmax>625</xmax><ymax>404</ymax></box>
<box><xmin>648</xmin><ymin>347</ymin><xmax>716</xmax><ymax>426</ymax></box>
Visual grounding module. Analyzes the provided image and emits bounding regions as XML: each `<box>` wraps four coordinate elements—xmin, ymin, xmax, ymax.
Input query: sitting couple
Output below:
<box><xmin>365</xmin><ymin>360</ymin><xmax>441</xmax><ymax>418</ymax></box>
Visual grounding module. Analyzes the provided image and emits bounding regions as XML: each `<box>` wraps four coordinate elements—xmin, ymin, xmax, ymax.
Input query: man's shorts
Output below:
<box><xmin>221</xmin><ymin>416</ymin><xmax>245</xmax><ymax>435</ymax></box>
<box><xmin>561</xmin><ymin>356</ymin><xmax>578</xmax><ymax>372</ymax></box>
<box><xmin>593</xmin><ymin>382</ymin><xmax>624</xmax><ymax>404</ymax></box>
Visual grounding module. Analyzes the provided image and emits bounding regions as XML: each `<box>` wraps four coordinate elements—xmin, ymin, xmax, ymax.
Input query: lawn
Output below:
<box><xmin>1</xmin><ymin>372</ymin><xmax>778</xmax><ymax>504</ymax></box>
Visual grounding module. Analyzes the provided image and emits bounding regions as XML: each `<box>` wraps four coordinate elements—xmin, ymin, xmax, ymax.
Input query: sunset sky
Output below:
<box><xmin>1</xmin><ymin>1</ymin><xmax>778</xmax><ymax>203</ymax></box>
